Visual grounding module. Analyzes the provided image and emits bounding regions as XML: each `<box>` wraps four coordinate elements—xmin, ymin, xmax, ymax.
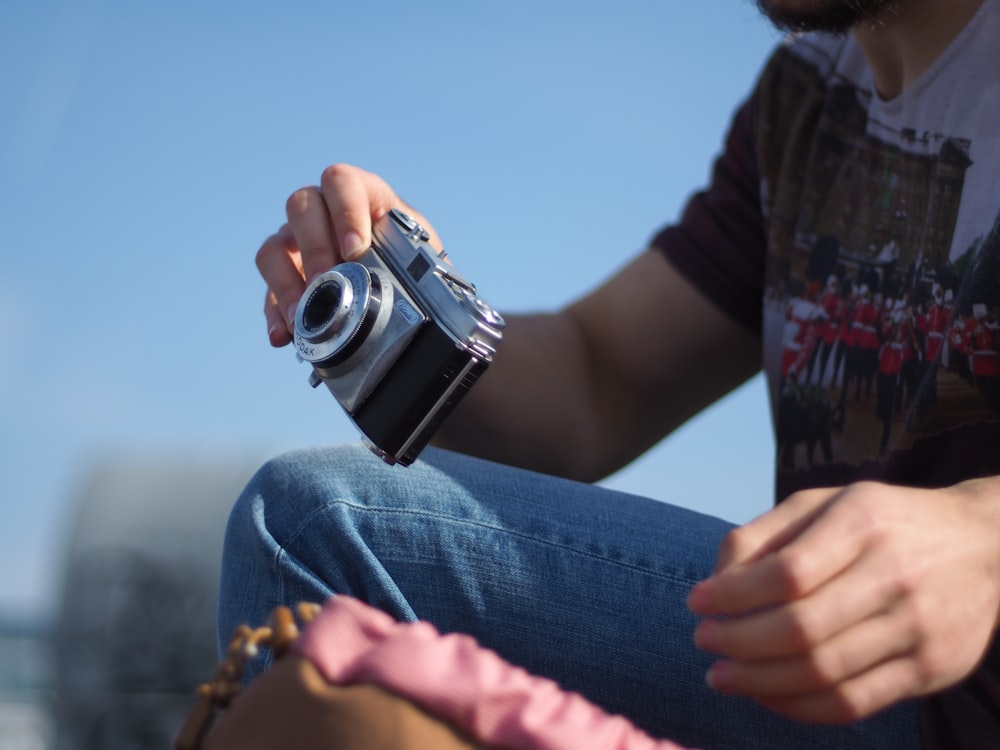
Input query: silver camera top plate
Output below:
<box><xmin>374</xmin><ymin>209</ymin><xmax>504</xmax><ymax>359</ymax></box>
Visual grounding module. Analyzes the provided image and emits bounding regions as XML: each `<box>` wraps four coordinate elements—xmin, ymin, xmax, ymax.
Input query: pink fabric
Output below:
<box><xmin>293</xmin><ymin>596</ymin><xmax>696</xmax><ymax>750</ymax></box>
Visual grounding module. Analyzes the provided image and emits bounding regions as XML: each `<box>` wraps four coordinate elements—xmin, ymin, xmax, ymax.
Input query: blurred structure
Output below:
<box><xmin>53</xmin><ymin>456</ymin><xmax>262</xmax><ymax>750</ymax></box>
<box><xmin>0</xmin><ymin>615</ymin><xmax>53</xmax><ymax>750</ymax></box>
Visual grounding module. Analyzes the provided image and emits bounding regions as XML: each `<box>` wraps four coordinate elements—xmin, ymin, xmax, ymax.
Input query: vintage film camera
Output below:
<box><xmin>293</xmin><ymin>209</ymin><xmax>505</xmax><ymax>466</ymax></box>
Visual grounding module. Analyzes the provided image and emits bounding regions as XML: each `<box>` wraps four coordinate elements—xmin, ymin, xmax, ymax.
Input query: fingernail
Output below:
<box><xmin>286</xmin><ymin>303</ymin><xmax>298</xmax><ymax>328</ymax></box>
<box><xmin>342</xmin><ymin>231</ymin><xmax>366</xmax><ymax>260</ymax></box>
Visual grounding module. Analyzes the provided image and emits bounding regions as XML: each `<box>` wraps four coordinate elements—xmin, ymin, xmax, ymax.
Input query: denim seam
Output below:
<box><xmin>275</xmin><ymin>498</ymin><xmax>703</xmax><ymax>589</ymax></box>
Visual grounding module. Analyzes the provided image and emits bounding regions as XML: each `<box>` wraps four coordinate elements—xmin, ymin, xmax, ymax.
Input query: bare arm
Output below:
<box><xmin>432</xmin><ymin>250</ymin><xmax>760</xmax><ymax>481</ymax></box>
<box><xmin>256</xmin><ymin>164</ymin><xmax>760</xmax><ymax>481</ymax></box>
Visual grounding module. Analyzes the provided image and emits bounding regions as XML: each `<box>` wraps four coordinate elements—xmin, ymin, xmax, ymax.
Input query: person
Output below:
<box><xmin>219</xmin><ymin>1</ymin><xmax>1000</xmax><ymax>748</ymax></box>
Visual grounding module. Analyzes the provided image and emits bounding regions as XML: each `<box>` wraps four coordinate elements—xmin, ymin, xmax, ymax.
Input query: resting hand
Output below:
<box><xmin>687</xmin><ymin>478</ymin><xmax>1000</xmax><ymax>723</ymax></box>
<box><xmin>255</xmin><ymin>164</ymin><xmax>441</xmax><ymax>347</ymax></box>
<box><xmin>203</xmin><ymin>655</ymin><xmax>478</xmax><ymax>750</ymax></box>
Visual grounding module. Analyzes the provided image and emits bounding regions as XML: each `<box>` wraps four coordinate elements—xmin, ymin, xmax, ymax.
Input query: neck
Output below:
<box><xmin>851</xmin><ymin>0</ymin><xmax>984</xmax><ymax>100</ymax></box>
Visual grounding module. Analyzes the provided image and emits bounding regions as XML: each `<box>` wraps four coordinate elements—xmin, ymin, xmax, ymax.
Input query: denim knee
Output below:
<box><xmin>247</xmin><ymin>442</ymin><xmax>373</xmax><ymax>511</ymax></box>
<box><xmin>218</xmin><ymin>444</ymin><xmax>377</xmax><ymax>654</ymax></box>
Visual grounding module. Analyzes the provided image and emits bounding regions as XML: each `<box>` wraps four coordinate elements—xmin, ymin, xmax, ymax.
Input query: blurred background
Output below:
<box><xmin>1</xmin><ymin>0</ymin><xmax>781</xmax><ymax>746</ymax></box>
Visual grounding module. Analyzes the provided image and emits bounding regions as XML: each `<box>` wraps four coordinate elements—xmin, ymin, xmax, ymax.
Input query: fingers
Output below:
<box><xmin>690</xmin><ymin>484</ymin><xmax>879</xmax><ymax>616</ymax></box>
<box><xmin>257</xmin><ymin>224</ymin><xmax>305</xmax><ymax>346</ymax></box>
<box><xmin>690</xmin><ymin>481</ymin><xmax>1000</xmax><ymax>723</ymax></box>
<box><xmin>755</xmin><ymin>657</ymin><xmax>920</xmax><ymax>724</ymax></box>
<box><xmin>711</xmin><ymin>487</ymin><xmax>835</xmax><ymax>574</ymax></box>
<box><xmin>698</xmin><ymin>557</ymin><xmax>920</xmax><ymax>723</ymax></box>
<box><xmin>705</xmin><ymin>611</ymin><xmax>911</xmax><ymax>701</ymax></box>
<box><xmin>285</xmin><ymin>186</ymin><xmax>339</xmax><ymax>284</ymax></box>
<box><xmin>319</xmin><ymin>165</ymin><xmax>378</xmax><ymax>266</ymax></box>
<box><xmin>264</xmin><ymin>290</ymin><xmax>292</xmax><ymax>347</ymax></box>
<box><xmin>693</xmin><ymin>546</ymin><xmax>902</xmax><ymax>661</ymax></box>
<box><xmin>257</xmin><ymin>164</ymin><xmax>414</xmax><ymax>348</ymax></box>
<box><xmin>690</xmin><ymin>534</ymin><xmax>855</xmax><ymax>616</ymax></box>
<box><xmin>317</xmin><ymin>163</ymin><xmax>412</xmax><ymax>268</ymax></box>
<box><xmin>319</xmin><ymin>164</ymin><xmax>443</xmax><ymax>255</ymax></box>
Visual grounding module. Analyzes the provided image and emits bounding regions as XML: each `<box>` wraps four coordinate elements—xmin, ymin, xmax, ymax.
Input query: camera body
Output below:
<box><xmin>293</xmin><ymin>209</ymin><xmax>504</xmax><ymax>466</ymax></box>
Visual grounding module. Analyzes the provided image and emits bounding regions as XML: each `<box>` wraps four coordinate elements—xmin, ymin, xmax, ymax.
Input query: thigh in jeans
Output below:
<box><xmin>219</xmin><ymin>443</ymin><xmax>919</xmax><ymax>750</ymax></box>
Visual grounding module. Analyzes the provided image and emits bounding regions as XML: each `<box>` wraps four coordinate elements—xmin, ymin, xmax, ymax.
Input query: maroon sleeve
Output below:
<box><xmin>650</xmin><ymin>97</ymin><xmax>765</xmax><ymax>335</ymax></box>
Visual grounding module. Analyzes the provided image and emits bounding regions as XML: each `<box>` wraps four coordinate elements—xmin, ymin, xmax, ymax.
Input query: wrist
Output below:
<box><xmin>949</xmin><ymin>475</ymin><xmax>1000</xmax><ymax>630</ymax></box>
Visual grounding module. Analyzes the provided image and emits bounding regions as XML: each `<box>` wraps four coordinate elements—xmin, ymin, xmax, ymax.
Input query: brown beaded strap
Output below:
<box><xmin>174</xmin><ymin>602</ymin><xmax>322</xmax><ymax>750</ymax></box>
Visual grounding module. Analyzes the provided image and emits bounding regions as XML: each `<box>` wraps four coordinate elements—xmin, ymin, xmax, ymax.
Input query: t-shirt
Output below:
<box><xmin>652</xmin><ymin>3</ymin><xmax>1000</xmax><ymax>748</ymax></box>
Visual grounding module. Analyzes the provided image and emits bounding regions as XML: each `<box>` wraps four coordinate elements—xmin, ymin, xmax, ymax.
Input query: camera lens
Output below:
<box><xmin>302</xmin><ymin>279</ymin><xmax>343</xmax><ymax>335</ymax></box>
<box><xmin>294</xmin><ymin>263</ymin><xmax>375</xmax><ymax>363</ymax></box>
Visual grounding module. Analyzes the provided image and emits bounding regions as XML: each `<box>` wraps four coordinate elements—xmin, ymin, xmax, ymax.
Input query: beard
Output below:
<box><xmin>756</xmin><ymin>0</ymin><xmax>903</xmax><ymax>34</ymax></box>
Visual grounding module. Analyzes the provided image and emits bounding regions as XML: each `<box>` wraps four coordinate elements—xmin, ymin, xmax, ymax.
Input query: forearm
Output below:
<box><xmin>430</xmin><ymin>311</ymin><xmax>602</xmax><ymax>479</ymax></box>
<box><xmin>254</xmin><ymin>165</ymin><xmax>762</xmax><ymax>481</ymax></box>
<box><xmin>432</xmin><ymin>253</ymin><xmax>762</xmax><ymax>482</ymax></box>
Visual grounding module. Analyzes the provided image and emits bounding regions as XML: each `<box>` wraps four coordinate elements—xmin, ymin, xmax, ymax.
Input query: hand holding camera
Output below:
<box><xmin>256</xmin><ymin>165</ymin><xmax>503</xmax><ymax>465</ymax></box>
<box><xmin>258</xmin><ymin>164</ymin><xmax>435</xmax><ymax>348</ymax></box>
<box><xmin>294</xmin><ymin>208</ymin><xmax>504</xmax><ymax>465</ymax></box>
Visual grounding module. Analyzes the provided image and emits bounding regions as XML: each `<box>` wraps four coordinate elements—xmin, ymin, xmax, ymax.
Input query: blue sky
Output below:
<box><xmin>0</xmin><ymin>0</ymin><xmax>783</xmax><ymax>620</ymax></box>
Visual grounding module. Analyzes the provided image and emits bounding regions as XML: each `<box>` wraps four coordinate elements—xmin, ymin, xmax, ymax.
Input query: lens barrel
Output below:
<box><xmin>294</xmin><ymin>262</ymin><xmax>381</xmax><ymax>366</ymax></box>
<box><xmin>300</xmin><ymin>277</ymin><xmax>350</xmax><ymax>341</ymax></box>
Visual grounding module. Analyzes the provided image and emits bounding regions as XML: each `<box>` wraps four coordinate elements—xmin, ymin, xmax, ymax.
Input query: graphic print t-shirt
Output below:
<box><xmin>654</xmin><ymin>3</ymin><xmax>1000</xmax><ymax>748</ymax></box>
<box><xmin>757</xmin><ymin>11</ymin><xmax>1000</xmax><ymax>504</ymax></box>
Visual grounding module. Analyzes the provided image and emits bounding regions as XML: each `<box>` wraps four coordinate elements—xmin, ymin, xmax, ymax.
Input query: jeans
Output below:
<box><xmin>219</xmin><ymin>443</ymin><xmax>920</xmax><ymax>750</ymax></box>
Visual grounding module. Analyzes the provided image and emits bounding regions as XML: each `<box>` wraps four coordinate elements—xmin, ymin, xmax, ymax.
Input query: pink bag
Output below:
<box><xmin>295</xmin><ymin>596</ymin><xmax>697</xmax><ymax>750</ymax></box>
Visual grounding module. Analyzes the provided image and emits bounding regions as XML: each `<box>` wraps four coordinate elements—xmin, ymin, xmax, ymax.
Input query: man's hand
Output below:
<box><xmin>255</xmin><ymin>164</ymin><xmax>440</xmax><ymax>347</ymax></box>
<box><xmin>250</xmin><ymin>164</ymin><xmax>760</xmax><ymax>481</ymax></box>
<box><xmin>687</xmin><ymin>479</ymin><xmax>1000</xmax><ymax>723</ymax></box>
